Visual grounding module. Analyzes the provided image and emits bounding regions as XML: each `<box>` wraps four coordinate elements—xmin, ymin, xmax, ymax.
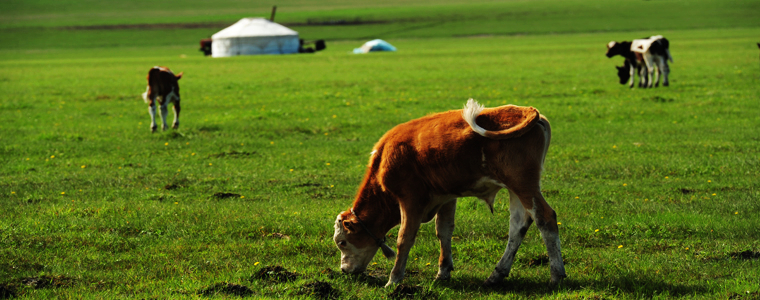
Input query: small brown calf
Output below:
<box><xmin>333</xmin><ymin>99</ymin><xmax>566</xmax><ymax>287</ymax></box>
<box><xmin>141</xmin><ymin>66</ymin><xmax>182</xmax><ymax>132</ymax></box>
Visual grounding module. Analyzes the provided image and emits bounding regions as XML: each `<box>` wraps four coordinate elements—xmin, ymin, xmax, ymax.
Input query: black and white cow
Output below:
<box><xmin>607</xmin><ymin>36</ymin><xmax>673</xmax><ymax>88</ymax></box>
<box><xmin>141</xmin><ymin>66</ymin><xmax>182</xmax><ymax>133</ymax></box>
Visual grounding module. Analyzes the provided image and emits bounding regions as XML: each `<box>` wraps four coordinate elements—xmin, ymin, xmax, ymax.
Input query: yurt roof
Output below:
<box><xmin>212</xmin><ymin>18</ymin><xmax>298</xmax><ymax>39</ymax></box>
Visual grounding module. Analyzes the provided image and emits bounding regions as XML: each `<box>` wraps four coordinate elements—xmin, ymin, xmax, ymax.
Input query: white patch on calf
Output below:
<box><xmin>462</xmin><ymin>176</ymin><xmax>507</xmax><ymax>213</ymax></box>
<box><xmin>607</xmin><ymin>41</ymin><xmax>617</xmax><ymax>49</ymax></box>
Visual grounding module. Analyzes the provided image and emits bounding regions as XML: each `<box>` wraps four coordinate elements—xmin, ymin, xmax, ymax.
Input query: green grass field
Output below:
<box><xmin>1</xmin><ymin>0</ymin><xmax>759</xmax><ymax>299</ymax></box>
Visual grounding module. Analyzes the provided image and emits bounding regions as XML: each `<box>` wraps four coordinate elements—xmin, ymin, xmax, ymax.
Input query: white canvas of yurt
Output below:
<box><xmin>211</xmin><ymin>18</ymin><xmax>299</xmax><ymax>57</ymax></box>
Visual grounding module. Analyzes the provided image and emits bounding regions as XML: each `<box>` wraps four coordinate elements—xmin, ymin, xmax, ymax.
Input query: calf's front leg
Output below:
<box><xmin>386</xmin><ymin>209</ymin><xmax>422</xmax><ymax>287</ymax></box>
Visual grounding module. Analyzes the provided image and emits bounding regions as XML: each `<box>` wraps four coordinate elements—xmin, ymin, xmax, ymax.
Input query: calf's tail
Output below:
<box><xmin>462</xmin><ymin>99</ymin><xmax>540</xmax><ymax>140</ymax></box>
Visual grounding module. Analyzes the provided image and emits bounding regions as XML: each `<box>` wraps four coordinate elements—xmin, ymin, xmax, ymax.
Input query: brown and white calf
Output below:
<box><xmin>141</xmin><ymin>66</ymin><xmax>182</xmax><ymax>132</ymax></box>
<box><xmin>607</xmin><ymin>36</ymin><xmax>672</xmax><ymax>88</ymax></box>
<box><xmin>333</xmin><ymin>99</ymin><xmax>566</xmax><ymax>287</ymax></box>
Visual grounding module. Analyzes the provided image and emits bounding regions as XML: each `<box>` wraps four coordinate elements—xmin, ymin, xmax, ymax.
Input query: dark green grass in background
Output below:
<box><xmin>1</xmin><ymin>0</ymin><xmax>759</xmax><ymax>299</ymax></box>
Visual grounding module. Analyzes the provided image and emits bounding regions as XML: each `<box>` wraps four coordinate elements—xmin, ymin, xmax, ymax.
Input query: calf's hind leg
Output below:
<box><xmin>484</xmin><ymin>190</ymin><xmax>566</xmax><ymax>286</ymax></box>
<box><xmin>483</xmin><ymin>190</ymin><xmax>533</xmax><ymax>286</ymax></box>
<box><xmin>172</xmin><ymin>101</ymin><xmax>181</xmax><ymax>129</ymax></box>
<box><xmin>533</xmin><ymin>192</ymin><xmax>566</xmax><ymax>285</ymax></box>
<box><xmin>160</xmin><ymin>102</ymin><xmax>169</xmax><ymax>131</ymax></box>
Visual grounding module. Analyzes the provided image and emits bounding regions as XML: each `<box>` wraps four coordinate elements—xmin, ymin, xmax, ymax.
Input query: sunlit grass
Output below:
<box><xmin>1</xmin><ymin>1</ymin><xmax>759</xmax><ymax>299</ymax></box>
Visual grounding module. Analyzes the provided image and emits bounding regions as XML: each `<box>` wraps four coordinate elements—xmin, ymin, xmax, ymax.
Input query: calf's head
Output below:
<box><xmin>616</xmin><ymin>65</ymin><xmax>630</xmax><ymax>84</ymax></box>
<box><xmin>333</xmin><ymin>213</ymin><xmax>381</xmax><ymax>274</ymax></box>
<box><xmin>606</xmin><ymin>41</ymin><xmax>629</xmax><ymax>58</ymax></box>
<box><xmin>606</xmin><ymin>41</ymin><xmax>618</xmax><ymax>58</ymax></box>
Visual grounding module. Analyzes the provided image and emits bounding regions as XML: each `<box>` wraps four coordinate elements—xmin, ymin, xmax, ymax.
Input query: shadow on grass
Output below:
<box><xmin>436</xmin><ymin>275</ymin><xmax>710</xmax><ymax>298</ymax></box>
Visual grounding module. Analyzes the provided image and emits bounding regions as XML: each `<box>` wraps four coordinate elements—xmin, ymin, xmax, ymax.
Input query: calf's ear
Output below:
<box><xmin>176</xmin><ymin>72</ymin><xmax>184</xmax><ymax>80</ymax></box>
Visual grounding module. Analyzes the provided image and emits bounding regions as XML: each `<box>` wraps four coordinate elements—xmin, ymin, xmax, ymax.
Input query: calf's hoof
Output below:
<box><xmin>384</xmin><ymin>280</ymin><xmax>399</xmax><ymax>288</ymax></box>
<box><xmin>482</xmin><ymin>270</ymin><xmax>506</xmax><ymax>287</ymax></box>
<box><xmin>549</xmin><ymin>272</ymin><xmax>568</xmax><ymax>287</ymax></box>
<box><xmin>150</xmin><ymin>126</ymin><xmax>157</xmax><ymax>133</ymax></box>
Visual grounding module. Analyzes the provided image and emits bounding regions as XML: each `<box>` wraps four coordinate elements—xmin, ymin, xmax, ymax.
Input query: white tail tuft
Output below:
<box><xmin>142</xmin><ymin>86</ymin><xmax>150</xmax><ymax>103</ymax></box>
<box><xmin>462</xmin><ymin>98</ymin><xmax>487</xmax><ymax>136</ymax></box>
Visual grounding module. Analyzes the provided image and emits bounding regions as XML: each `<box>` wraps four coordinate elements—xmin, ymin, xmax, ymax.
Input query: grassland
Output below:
<box><xmin>1</xmin><ymin>0</ymin><xmax>759</xmax><ymax>299</ymax></box>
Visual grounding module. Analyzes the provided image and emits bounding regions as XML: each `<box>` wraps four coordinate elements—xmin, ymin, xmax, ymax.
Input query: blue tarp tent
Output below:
<box><xmin>353</xmin><ymin>39</ymin><xmax>397</xmax><ymax>54</ymax></box>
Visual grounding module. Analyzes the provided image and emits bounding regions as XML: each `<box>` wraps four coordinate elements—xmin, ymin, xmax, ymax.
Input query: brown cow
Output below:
<box><xmin>141</xmin><ymin>66</ymin><xmax>182</xmax><ymax>132</ymax></box>
<box><xmin>333</xmin><ymin>99</ymin><xmax>566</xmax><ymax>287</ymax></box>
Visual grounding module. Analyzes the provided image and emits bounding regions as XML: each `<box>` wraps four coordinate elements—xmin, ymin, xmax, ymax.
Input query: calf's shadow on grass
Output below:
<box><xmin>437</xmin><ymin>275</ymin><xmax>710</xmax><ymax>298</ymax></box>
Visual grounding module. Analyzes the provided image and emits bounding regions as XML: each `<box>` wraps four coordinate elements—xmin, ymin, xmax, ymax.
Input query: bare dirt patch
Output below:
<box><xmin>268</xmin><ymin>232</ymin><xmax>291</xmax><ymax>240</ymax></box>
<box><xmin>523</xmin><ymin>254</ymin><xmax>551</xmax><ymax>267</ymax></box>
<box><xmin>21</xmin><ymin>275</ymin><xmax>75</xmax><ymax>289</ymax></box>
<box><xmin>728</xmin><ymin>291</ymin><xmax>760</xmax><ymax>299</ymax></box>
<box><xmin>251</xmin><ymin>265</ymin><xmax>298</xmax><ymax>283</ymax></box>
<box><xmin>730</xmin><ymin>250</ymin><xmax>760</xmax><ymax>260</ymax></box>
<box><xmin>299</xmin><ymin>280</ymin><xmax>340</xmax><ymax>299</ymax></box>
<box><xmin>0</xmin><ymin>283</ymin><xmax>16</xmax><ymax>299</ymax></box>
<box><xmin>679</xmin><ymin>188</ymin><xmax>695</xmax><ymax>194</ymax></box>
<box><xmin>197</xmin><ymin>282</ymin><xmax>254</xmax><ymax>297</ymax></box>
<box><xmin>208</xmin><ymin>151</ymin><xmax>256</xmax><ymax>158</ymax></box>
<box><xmin>212</xmin><ymin>192</ymin><xmax>242</xmax><ymax>199</ymax></box>
<box><xmin>389</xmin><ymin>284</ymin><xmax>437</xmax><ymax>299</ymax></box>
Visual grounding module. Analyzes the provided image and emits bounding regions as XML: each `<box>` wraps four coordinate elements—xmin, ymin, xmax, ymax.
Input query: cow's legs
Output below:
<box><xmin>644</xmin><ymin>55</ymin><xmax>655</xmax><ymax>88</ymax></box>
<box><xmin>533</xmin><ymin>192</ymin><xmax>566</xmax><ymax>285</ymax></box>
<box><xmin>483</xmin><ymin>190</ymin><xmax>533</xmax><ymax>286</ymax></box>
<box><xmin>386</xmin><ymin>207</ymin><xmax>423</xmax><ymax>287</ymax></box>
<box><xmin>637</xmin><ymin>65</ymin><xmax>647</xmax><ymax>88</ymax></box>
<box><xmin>172</xmin><ymin>101</ymin><xmax>180</xmax><ymax>129</ymax></box>
<box><xmin>660</xmin><ymin>59</ymin><xmax>670</xmax><ymax>87</ymax></box>
<box><xmin>652</xmin><ymin>57</ymin><xmax>662</xmax><ymax>88</ymax></box>
<box><xmin>148</xmin><ymin>100</ymin><xmax>158</xmax><ymax>133</ymax></box>
<box><xmin>628</xmin><ymin>64</ymin><xmax>636</xmax><ymax>88</ymax></box>
<box><xmin>434</xmin><ymin>200</ymin><xmax>457</xmax><ymax>281</ymax></box>
<box><xmin>160</xmin><ymin>102</ymin><xmax>169</xmax><ymax>131</ymax></box>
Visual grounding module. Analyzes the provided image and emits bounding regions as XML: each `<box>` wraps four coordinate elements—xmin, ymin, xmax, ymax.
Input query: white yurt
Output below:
<box><xmin>211</xmin><ymin>18</ymin><xmax>299</xmax><ymax>57</ymax></box>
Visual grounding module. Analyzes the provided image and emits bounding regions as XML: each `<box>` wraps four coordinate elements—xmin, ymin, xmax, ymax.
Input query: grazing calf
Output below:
<box><xmin>607</xmin><ymin>36</ymin><xmax>673</xmax><ymax>88</ymax></box>
<box><xmin>333</xmin><ymin>99</ymin><xmax>565</xmax><ymax>288</ymax></box>
<box><xmin>141</xmin><ymin>66</ymin><xmax>183</xmax><ymax>132</ymax></box>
